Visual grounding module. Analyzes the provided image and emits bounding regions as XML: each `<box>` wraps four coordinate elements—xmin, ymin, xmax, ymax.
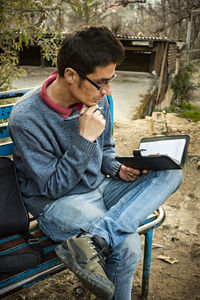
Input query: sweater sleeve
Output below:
<box><xmin>9</xmin><ymin>117</ymin><xmax>97</xmax><ymax>199</ymax></box>
<box><xmin>101</xmin><ymin>99</ymin><xmax>122</xmax><ymax>177</ymax></box>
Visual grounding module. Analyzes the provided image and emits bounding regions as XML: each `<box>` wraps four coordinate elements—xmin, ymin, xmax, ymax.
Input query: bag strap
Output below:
<box><xmin>22</xmin><ymin>232</ymin><xmax>45</xmax><ymax>260</ymax></box>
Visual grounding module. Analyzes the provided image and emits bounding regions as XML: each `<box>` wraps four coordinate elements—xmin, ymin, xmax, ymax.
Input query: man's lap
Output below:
<box><xmin>37</xmin><ymin>170</ymin><xmax>182</xmax><ymax>242</ymax></box>
<box><xmin>37</xmin><ymin>185</ymin><xmax>108</xmax><ymax>241</ymax></box>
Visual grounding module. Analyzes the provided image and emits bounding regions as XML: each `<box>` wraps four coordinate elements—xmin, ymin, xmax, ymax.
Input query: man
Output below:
<box><xmin>9</xmin><ymin>26</ymin><xmax>182</xmax><ymax>300</ymax></box>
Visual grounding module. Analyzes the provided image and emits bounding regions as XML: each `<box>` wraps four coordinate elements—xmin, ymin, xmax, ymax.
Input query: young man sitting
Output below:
<box><xmin>9</xmin><ymin>26</ymin><xmax>182</xmax><ymax>300</ymax></box>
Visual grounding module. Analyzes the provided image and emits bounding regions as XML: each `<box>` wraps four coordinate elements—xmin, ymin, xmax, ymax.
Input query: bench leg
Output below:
<box><xmin>141</xmin><ymin>229</ymin><xmax>153</xmax><ymax>299</ymax></box>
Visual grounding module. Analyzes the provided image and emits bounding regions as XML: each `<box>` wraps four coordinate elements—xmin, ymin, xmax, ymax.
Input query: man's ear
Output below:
<box><xmin>64</xmin><ymin>68</ymin><xmax>77</xmax><ymax>84</ymax></box>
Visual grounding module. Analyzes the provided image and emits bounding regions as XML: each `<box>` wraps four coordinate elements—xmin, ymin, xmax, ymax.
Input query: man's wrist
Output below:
<box><xmin>115</xmin><ymin>164</ymin><xmax>122</xmax><ymax>177</ymax></box>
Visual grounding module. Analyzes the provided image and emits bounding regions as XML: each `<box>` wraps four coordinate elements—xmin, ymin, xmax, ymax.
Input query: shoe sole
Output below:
<box><xmin>55</xmin><ymin>244</ymin><xmax>114</xmax><ymax>299</ymax></box>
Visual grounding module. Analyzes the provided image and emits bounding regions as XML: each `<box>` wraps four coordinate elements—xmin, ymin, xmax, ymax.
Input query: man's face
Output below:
<box><xmin>70</xmin><ymin>63</ymin><xmax>116</xmax><ymax>107</ymax></box>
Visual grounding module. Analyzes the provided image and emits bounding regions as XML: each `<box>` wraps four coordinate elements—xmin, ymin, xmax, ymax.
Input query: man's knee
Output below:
<box><xmin>174</xmin><ymin>169</ymin><xmax>183</xmax><ymax>186</ymax></box>
<box><xmin>122</xmin><ymin>232</ymin><xmax>142</xmax><ymax>264</ymax></box>
<box><xmin>164</xmin><ymin>169</ymin><xmax>183</xmax><ymax>191</ymax></box>
<box><xmin>108</xmin><ymin>232</ymin><xmax>141</xmax><ymax>267</ymax></box>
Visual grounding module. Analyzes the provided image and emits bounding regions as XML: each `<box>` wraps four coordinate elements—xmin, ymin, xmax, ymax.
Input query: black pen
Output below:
<box><xmin>64</xmin><ymin>106</ymin><xmax>103</xmax><ymax>121</ymax></box>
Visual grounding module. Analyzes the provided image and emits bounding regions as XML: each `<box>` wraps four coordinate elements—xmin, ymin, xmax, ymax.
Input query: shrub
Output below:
<box><xmin>180</xmin><ymin>110</ymin><xmax>200</xmax><ymax>122</ymax></box>
<box><xmin>170</xmin><ymin>63</ymin><xmax>196</xmax><ymax>104</ymax></box>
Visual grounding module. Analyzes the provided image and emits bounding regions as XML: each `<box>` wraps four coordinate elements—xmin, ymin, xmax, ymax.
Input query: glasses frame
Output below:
<box><xmin>75</xmin><ymin>69</ymin><xmax>117</xmax><ymax>90</ymax></box>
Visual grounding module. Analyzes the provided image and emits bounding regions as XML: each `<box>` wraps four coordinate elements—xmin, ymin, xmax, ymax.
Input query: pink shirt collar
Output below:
<box><xmin>39</xmin><ymin>71</ymin><xmax>83</xmax><ymax>118</ymax></box>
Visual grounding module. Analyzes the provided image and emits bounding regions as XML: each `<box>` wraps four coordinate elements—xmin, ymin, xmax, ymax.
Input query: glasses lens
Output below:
<box><xmin>75</xmin><ymin>69</ymin><xmax>117</xmax><ymax>90</ymax></box>
<box><xmin>100</xmin><ymin>74</ymin><xmax>117</xmax><ymax>88</ymax></box>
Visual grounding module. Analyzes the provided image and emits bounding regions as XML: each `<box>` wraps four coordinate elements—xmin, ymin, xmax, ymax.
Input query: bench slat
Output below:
<box><xmin>0</xmin><ymin>142</ymin><xmax>14</xmax><ymax>156</ymax></box>
<box><xmin>0</xmin><ymin>88</ymin><xmax>31</xmax><ymax>100</ymax></box>
<box><xmin>0</xmin><ymin>124</ymin><xmax>9</xmax><ymax>139</ymax></box>
<box><xmin>0</xmin><ymin>260</ymin><xmax>65</xmax><ymax>297</ymax></box>
<box><xmin>0</xmin><ymin>105</ymin><xmax>14</xmax><ymax>120</ymax></box>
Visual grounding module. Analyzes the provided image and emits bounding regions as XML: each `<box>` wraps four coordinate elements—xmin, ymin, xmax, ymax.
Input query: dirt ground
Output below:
<box><xmin>114</xmin><ymin>114</ymin><xmax>200</xmax><ymax>300</ymax></box>
<box><xmin>4</xmin><ymin>68</ymin><xmax>200</xmax><ymax>300</ymax></box>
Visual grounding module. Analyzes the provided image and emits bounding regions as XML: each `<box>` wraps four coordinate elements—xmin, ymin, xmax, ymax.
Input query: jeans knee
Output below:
<box><xmin>106</xmin><ymin>232</ymin><xmax>141</xmax><ymax>283</ymax></box>
<box><xmin>125</xmin><ymin>233</ymin><xmax>142</xmax><ymax>265</ymax></box>
<box><xmin>115</xmin><ymin>233</ymin><xmax>142</xmax><ymax>266</ymax></box>
<box><xmin>166</xmin><ymin>169</ymin><xmax>183</xmax><ymax>190</ymax></box>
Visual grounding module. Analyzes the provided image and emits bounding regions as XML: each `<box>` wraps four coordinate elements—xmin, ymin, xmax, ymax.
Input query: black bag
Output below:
<box><xmin>0</xmin><ymin>157</ymin><xmax>29</xmax><ymax>235</ymax></box>
<box><xmin>0</xmin><ymin>157</ymin><xmax>44</xmax><ymax>272</ymax></box>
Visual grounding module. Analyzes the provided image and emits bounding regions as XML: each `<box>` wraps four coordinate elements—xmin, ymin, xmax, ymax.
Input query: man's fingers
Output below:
<box><xmin>80</xmin><ymin>105</ymin><xmax>102</xmax><ymax>116</ymax></box>
<box><xmin>80</xmin><ymin>104</ymin><xmax>88</xmax><ymax>115</ymax></box>
<box><xmin>126</xmin><ymin>167</ymin><xmax>141</xmax><ymax>176</ymax></box>
<box><xmin>126</xmin><ymin>173</ymin><xmax>138</xmax><ymax>182</ymax></box>
<box><xmin>93</xmin><ymin>106</ymin><xmax>103</xmax><ymax>113</ymax></box>
<box><xmin>142</xmin><ymin>169</ymin><xmax>149</xmax><ymax>174</ymax></box>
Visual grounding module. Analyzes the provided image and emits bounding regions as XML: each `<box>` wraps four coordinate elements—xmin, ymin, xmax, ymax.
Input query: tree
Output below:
<box><xmin>0</xmin><ymin>0</ymin><xmax>105</xmax><ymax>90</ymax></box>
<box><xmin>0</xmin><ymin>0</ymin><xmax>66</xmax><ymax>91</ymax></box>
<box><xmin>0</xmin><ymin>0</ymin><xmax>148</xmax><ymax>91</ymax></box>
<box><xmin>145</xmin><ymin>0</ymin><xmax>200</xmax><ymax>42</ymax></box>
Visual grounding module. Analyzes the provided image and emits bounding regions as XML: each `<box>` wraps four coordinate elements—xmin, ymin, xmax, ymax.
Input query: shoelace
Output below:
<box><xmin>89</xmin><ymin>236</ymin><xmax>111</xmax><ymax>270</ymax></box>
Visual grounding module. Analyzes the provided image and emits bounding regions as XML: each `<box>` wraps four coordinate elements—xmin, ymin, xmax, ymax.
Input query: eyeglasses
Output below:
<box><xmin>75</xmin><ymin>69</ymin><xmax>117</xmax><ymax>90</ymax></box>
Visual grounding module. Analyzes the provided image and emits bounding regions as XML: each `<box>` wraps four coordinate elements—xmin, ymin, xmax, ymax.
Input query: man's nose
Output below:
<box><xmin>100</xmin><ymin>84</ymin><xmax>112</xmax><ymax>96</ymax></box>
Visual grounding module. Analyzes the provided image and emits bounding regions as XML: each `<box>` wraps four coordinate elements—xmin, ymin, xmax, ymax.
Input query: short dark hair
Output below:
<box><xmin>57</xmin><ymin>26</ymin><xmax>124</xmax><ymax>77</ymax></box>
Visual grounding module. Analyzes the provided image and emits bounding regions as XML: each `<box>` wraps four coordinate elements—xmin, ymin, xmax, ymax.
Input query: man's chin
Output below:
<box><xmin>86</xmin><ymin>100</ymin><xmax>101</xmax><ymax>106</ymax></box>
<box><xmin>95</xmin><ymin>96</ymin><xmax>104</xmax><ymax>102</ymax></box>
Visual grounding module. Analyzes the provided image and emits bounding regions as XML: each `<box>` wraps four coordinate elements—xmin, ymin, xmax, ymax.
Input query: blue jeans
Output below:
<box><xmin>37</xmin><ymin>170</ymin><xmax>182</xmax><ymax>300</ymax></box>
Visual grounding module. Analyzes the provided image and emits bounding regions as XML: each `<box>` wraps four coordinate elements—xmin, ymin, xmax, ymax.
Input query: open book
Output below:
<box><xmin>116</xmin><ymin>135</ymin><xmax>190</xmax><ymax>170</ymax></box>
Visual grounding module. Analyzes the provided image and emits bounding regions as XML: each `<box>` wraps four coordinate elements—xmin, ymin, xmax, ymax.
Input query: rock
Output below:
<box><xmin>48</xmin><ymin>293</ymin><xmax>58</xmax><ymax>300</ymax></box>
<box><xmin>171</xmin><ymin>237</ymin><xmax>179</xmax><ymax>242</ymax></box>
<box><xmin>15</xmin><ymin>295</ymin><xmax>26</xmax><ymax>300</ymax></box>
<box><xmin>152</xmin><ymin>243</ymin><xmax>163</xmax><ymax>249</ymax></box>
<box><xmin>151</xmin><ymin>112</ymin><xmax>168</xmax><ymax>134</ymax></box>
<box><xmin>157</xmin><ymin>255</ymin><xmax>179</xmax><ymax>264</ymax></box>
<box><xmin>152</xmin><ymin>112</ymin><xmax>166</xmax><ymax>123</ymax></box>
<box><xmin>191</xmin><ymin>243</ymin><xmax>200</xmax><ymax>259</ymax></box>
<box><xmin>188</xmin><ymin>192</ymin><xmax>195</xmax><ymax>198</ymax></box>
<box><xmin>75</xmin><ymin>287</ymin><xmax>84</xmax><ymax>295</ymax></box>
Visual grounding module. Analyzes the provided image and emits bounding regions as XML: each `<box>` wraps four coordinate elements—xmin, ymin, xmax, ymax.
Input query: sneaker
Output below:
<box><xmin>55</xmin><ymin>233</ymin><xmax>114</xmax><ymax>299</ymax></box>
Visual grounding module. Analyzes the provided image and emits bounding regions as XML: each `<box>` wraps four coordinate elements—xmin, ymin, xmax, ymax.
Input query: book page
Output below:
<box><xmin>139</xmin><ymin>138</ymin><xmax>186</xmax><ymax>165</ymax></box>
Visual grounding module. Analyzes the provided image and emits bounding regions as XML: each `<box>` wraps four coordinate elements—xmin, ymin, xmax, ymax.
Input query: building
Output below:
<box><xmin>116</xmin><ymin>35</ymin><xmax>179</xmax><ymax>106</ymax></box>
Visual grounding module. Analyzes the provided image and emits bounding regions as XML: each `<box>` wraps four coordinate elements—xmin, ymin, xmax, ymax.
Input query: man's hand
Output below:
<box><xmin>79</xmin><ymin>105</ymin><xmax>106</xmax><ymax>142</ymax></box>
<box><xmin>118</xmin><ymin>165</ymin><xmax>148</xmax><ymax>182</ymax></box>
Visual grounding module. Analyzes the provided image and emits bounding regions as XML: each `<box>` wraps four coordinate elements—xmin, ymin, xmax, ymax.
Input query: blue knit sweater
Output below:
<box><xmin>8</xmin><ymin>87</ymin><xmax>121</xmax><ymax>217</ymax></box>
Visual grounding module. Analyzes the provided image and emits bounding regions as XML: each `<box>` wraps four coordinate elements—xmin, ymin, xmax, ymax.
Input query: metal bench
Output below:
<box><xmin>0</xmin><ymin>88</ymin><xmax>165</xmax><ymax>299</ymax></box>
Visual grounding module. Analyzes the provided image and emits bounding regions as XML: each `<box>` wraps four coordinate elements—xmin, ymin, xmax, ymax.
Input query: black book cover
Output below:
<box><xmin>116</xmin><ymin>135</ymin><xmax>190</xmax><ymax>170</ymax></box>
